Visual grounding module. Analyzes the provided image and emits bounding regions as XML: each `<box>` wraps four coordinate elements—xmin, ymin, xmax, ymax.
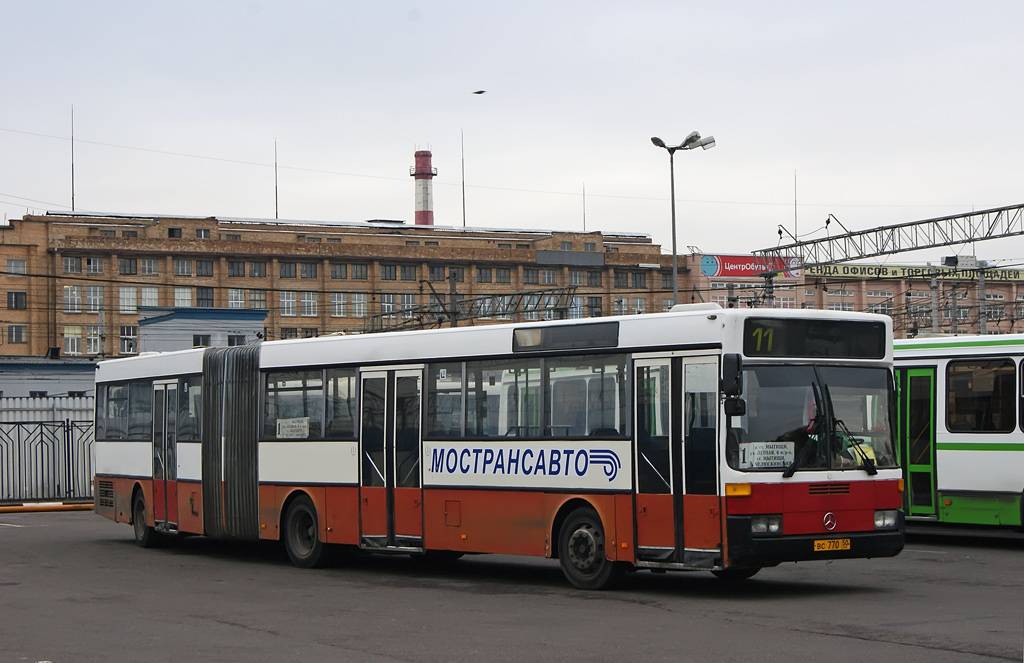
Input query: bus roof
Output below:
<box><xmin>894</xmin><ymin>333</ymin><xmax>1024</xmax><ymax>358</ymax></box>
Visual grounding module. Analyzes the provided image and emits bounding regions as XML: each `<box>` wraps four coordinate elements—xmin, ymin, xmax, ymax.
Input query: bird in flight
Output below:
<box><xmin>472</xmin><ymin>90</ymin><xmax>486</xmax><ymax>94</ymax></box>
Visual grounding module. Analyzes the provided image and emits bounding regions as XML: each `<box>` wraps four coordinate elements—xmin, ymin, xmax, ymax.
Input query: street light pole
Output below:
<box><xmin>651</xmin><ymin>132</ymin><xmax>716</xmax><ymax>306</ymax></box>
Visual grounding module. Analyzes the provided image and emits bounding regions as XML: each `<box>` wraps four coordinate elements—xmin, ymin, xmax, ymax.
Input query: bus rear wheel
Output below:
<box><xmin>132</xmin><ymin>491</ymin><xmax>157</xmax><ymax>548</ymax></box>
<box><xmin>284</xmin><ymin>495</ymin><xmax>325</xmax><ymax>568</ymax></box>
<box><xmin>558</xmin><ymin>507</ymin><xmax>624</xmax><ymax>590</ymax></box>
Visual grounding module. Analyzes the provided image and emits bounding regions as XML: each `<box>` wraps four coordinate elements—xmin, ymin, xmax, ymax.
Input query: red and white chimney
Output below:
<box><xmin>410</xmin><ymin>150</ymin><xmax>437</xmax><ymax>226</ymax></box>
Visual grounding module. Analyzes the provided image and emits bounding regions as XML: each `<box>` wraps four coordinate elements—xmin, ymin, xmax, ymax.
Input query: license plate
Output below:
<box><xmin>813</xmin><ymin>538</ymin><xmax>851</xmax><ymax>552</ymax></box>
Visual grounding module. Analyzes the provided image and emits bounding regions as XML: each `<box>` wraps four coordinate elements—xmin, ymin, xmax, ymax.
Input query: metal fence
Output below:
<box><xmin>0</xmin><ymin>397</ymin><xmax>95</xmax><ymax>504</ymax></box>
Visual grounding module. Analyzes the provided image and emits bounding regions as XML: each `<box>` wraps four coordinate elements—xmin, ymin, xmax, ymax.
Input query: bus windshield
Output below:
<box><xmin>727</xmin><ymin>365</ymin><xmax>897</xmax><ymax>473</ymax></box>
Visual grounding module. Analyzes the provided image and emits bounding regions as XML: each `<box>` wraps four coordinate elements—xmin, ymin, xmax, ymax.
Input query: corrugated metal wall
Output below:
<box><xmin>0</xmin><ymin>396</ymin><xmax>94</xmax><ymax>423</ymax></box>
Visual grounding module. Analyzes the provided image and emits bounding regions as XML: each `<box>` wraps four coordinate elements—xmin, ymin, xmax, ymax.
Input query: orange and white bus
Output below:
<box><xmin>93</xmin><ymin>304</ymin><xmax>904</xmax><ymax>589</ymax></box>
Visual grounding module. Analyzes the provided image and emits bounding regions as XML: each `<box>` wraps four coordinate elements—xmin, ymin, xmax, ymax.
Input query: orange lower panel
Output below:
<box><xmin>393</xmin><ymin>487</ymin><xmax>423</xmax><ymax>538</ymax></box>
<box><xmin>636</xmin><ymin>493</ymin><xmax>674</xmax><ymax>549</ymax></box>
<box><xmin>176</xmin><ymin>481</ymin><xmax>203</xmax><ymax>534</ymax></box>
<box><xmin>682</xmin><ymin>494</ymin><xmax>722</xmax><ymax>550</ymax></box>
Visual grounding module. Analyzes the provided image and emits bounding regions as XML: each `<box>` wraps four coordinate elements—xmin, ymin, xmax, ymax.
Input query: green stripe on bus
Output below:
<box><xmin>936</xmin><ymin>442</ymin><xmax>1024</xmax><ymax>452</ymax></box>
<box><xmin>895</xmin><ymin>338</ymin><xmax>1024</xmax><ymax>350</ymax></box>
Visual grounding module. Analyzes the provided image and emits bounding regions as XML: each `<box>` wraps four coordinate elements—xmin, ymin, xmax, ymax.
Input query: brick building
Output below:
<box><xmin>0</xmin><ymin>212</ymin><xmax>680</xmax><ymax>358</ymax></box>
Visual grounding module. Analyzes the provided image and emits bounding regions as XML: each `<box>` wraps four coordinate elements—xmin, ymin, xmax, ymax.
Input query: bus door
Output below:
<box><xmin>635</xmin><ymin>356</ymin><xmax>722</xmax><ymax>565</ymax></box>
<box><xmin>897</xmin><ymin>368</ymin><xmax>937</xmax><ymax>518</ymax></box>
<box><xmin>151</xmin><ymin>381</ymin><xmax>178</xmax><ymax>529</ymax></box>
<box><xmin>359</xmin><ymin>369</ymin><xmax>424</xmax><ymax>550</ymax></box>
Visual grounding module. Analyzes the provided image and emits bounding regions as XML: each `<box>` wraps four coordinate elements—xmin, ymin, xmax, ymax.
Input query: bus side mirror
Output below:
<box><xmin>722</xmin><ymin>353</ymin><xmax>743</xmax><ymax>397</ymax></box>
<box><xmin>724</xmin><ymin>397</ymin><xmax>746</xmax><ymax>417</ymax></box>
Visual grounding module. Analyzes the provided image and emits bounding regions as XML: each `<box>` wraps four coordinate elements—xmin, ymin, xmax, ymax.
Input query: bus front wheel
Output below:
<box><xmin>132</xmin><ymin>491</ymin><xmax>157</xmax><ymax>548</ymax></box>
<box><xmin>712</xmin><ymin>567</ymin><xmax>760</xmax><ymax>581</ymax></box>
<box><xmin>558</xmin><ymin>507</ymin><xmax>624</xmax><ymax>590</ymax></box>
<box><xmin>283</xmin><ymin>495</ymin><xmax>326</xmax><ymax>568</ymax></box>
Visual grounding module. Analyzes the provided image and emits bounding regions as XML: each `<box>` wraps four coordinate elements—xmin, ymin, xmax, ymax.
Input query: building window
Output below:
<box><xmin>570</xmin><ymin>296</ymin><xmax>584</xmax><ymax>319</ymax></box>
<box><xmin>381</xmin><ymin>264</ymin><xmax>397</xmax><ymax>281</ymax></box>
<box><xmin>6</xmin><ymin>258</ymin><xmax>26</xmax><ymax>276</ymax></box>
<box><xmin>119</xmin><ymin>287</ymin><xmax>137</xmax><ymax>314</ymax></box>
<box><xmin>193</xmin><ymin>335</ymin><xmax>211</xmax><ymax>347</ymax></box>
<box><xmin>174</xmin><ymin>287</ymin><xmax>192</xmax><ymax>307</ymax></box>
<box><xmin>280</xmin><ymin>262</ymin><xmax>297</xmax><ymax>278</ymax></box>
<box><xmin>119</xmin><ymin>326</ymin><xmax>138</xmax><ymax>354</ymax></box>
<box><xmin>280</xmin><ymin>328</ymin><xmax>298</xmax><ymax>340</ymax></box>
<box><xmin>249</xmin><ymin>289</ymin><xmax>267</xmax><ymax>309</ymax></box>
<box><xmin>517</xmin><ymin>243</ymin><xmax>530</xmax><ymax>250</ymax></box>
<box><xmin>140</xmin><ymin>258</ymin><xmax>159</xmax><ymax>276</ymax></box>
<box><xmin>380</xmin><ymin>293</ymin><xmax>397</xmax><ymax>315</ymax></box>
<box><xmin>450</xmin><ymin>267</ymin><xmax>465</xmax><ymax>283</ymax></box>
<box><xmin>662</xmin><ymin>298</ymin><xmax>674</xmax><ymax>312</ymax></box>
<box><xmin>631</xmin><ymin>297</ymin><xmax>647</xmax><ymax>315</ymax></box>
<box><xmin>85</xmin><ymin>257</ymin><xmax>104</xmax><ymax>274</ymax></box>
<box><xmin>195</xmin><ymin>260</ymin><xmax>214</xmax><ymax>277</ymax></box>
<box><xmin>401</xmin><ymin>293</ymin><xmax>417</xmax><ymax>317</ymax></box>
<box><xmin>227</xmin><ymin>334</ymin><xmax>247</xmax><ymax>346</ymax></box>
<box><xmin>196</xmin><ymin>287</ymin><xmax>214</xmax><ymax>308</ymax></box>
<box><xmin>476</xmin><ymin>268</ymin><xmax>492</xmax><ymax>283</ymax></box>
<box><xmin>585</xmin><ymin>242</ymin><xmax>596</xmax><ymax>252</ymax></box>
<box><xmin>524</xmin><ymin>269</ymin><xmax>539</xmax><ymax>285</ymax></box>
<box><xmin>300</xmin><ymin>291</ymin><xmax>318</xmax><ymax>316</ymax></box>
<box><xmin>168</xmin><ymin>228</ymin><xmax>182</xmax><ymax>238</ymax></box>
<box><xmin>119</xmin><ymin>258</ymin><xmax>137</xmax><ymax>275</ymax></box>
<box><xmin>498</xmin><ymin>243</ymin><xmax>511</xmax><ymax>250</ymax></box>
<box><xmin>406</xmin><ymin>240</ymin><xmax>420</xmax><ymax>246</ymax></box>
<box><xmin>827</xmin><ymin>302</ymin><xmax>855</xmax><ymax>312</ymax></box>
<box><xmin>228</xmin><ymin>289</ymin><xmax>245</xmax><ymax>309</ymax></box>
<box><xmin>350</xmin><ymin>264</ymin><xmax>368</xmax><ymax>280</ymax></box>
<box><xmin>7</xmin><ymin>291</ymin><xmax>26</xmax><ymax>310</ymax></box>
<box><xmin>305</xmin><ymin>236</ymin><xmax>321</xmax><ymax>243</ymax></box>
<box><xmin>224</xmin><ymin>233</ymin><xmax>241</xmax><ymax>241</ymax></box>
<box><xmin>429</xmin><ymin>266</ymin><xmax>446</xmax><ymax>282</ymax></box>
<box><xmin>99</xmin><ymin>229</ymin><xmax>115</xmax><ymax>237</ymax></box>
<box><xmin>632</xmin><ymin>272</ymin><xmax>647</xmax><ymax>289</ymax></box>
<box><xmin>140</xmin><ymin>286</ymin><xmax>159</xmax><ymax>308</ymax></box>
<box><xmin>569</xmin><ymin>270</ymin><xmax>584</xmax><ymax>286</ymax></box>
<box><xmin>122</xmin><ymin>230</ymin><xmax>138</xmax><ymax>238</ymax></box>
<box><xmin>228</xmin><ymin>261</ymin><xmax>245</xmax><ymax>277</ymax></box>
<box><xmin>425</xmin><ymin>240</ymin><xmax>439</xmax><ymax>247</ymax></box>
<box><xmin>174</xmin><ymin>259</ymin><xmax>192</xmax><ymax>276</ymax></box>
<box><xmin>280</xmin><ymin>291</ymin><xmax>297</xmax><ymax>316</ymax></box>
<box><xmin>64</xmin><ymin>326</ymin><xmax>83</xmax><ymax>356</ymax></box>
<box><xmin>496</xmin><ymin>268</ymin><xmax>511</xmax><ymax>284</ymax></box>
<box><xmin>249</xmin><ymin>261</ymin><xmax>267</xmax><ymax>278</ymax></box>
<box><xmin>561</xmin><ymin>241</ymin><xmax>573</xmax><ymax>251</ymax></box>
<box><xmin>330</xmin><ymin>263</ymin><xmax>347</xmax><ymax>279</ymax></box>
<box><xmin>541</xmin><ymin>269</ymin><xmax>558</xmax><ymax>285</ymax></box>
<box><xmin>613</xmin><ymin>296</ymin><xmax>628</xmax><ymax>316</ymax></box>
<box><xmin>350</xmin><ymin>292</ymin><xmax>368</xmax><ymax>317</ymax></box>
<box><xmin>196</xmin><ymin>229</ymin><xmax>210</xmax><ymax>239</ymax></box>
<box><xmin>7</xmin><ymin>324</ymin><xmax>27</xmax><ymax>344</ymax></box>
<box><xmin>64</xmin><ymin>256</ymin><xmax>82</xmax><ymax>274</ymax></box>
<box><xmin>331</xmin><ymin>292</ymin><xmax>346</xmax><ymax>317</ymax></box>
<box><xmin>401</xmin><ymin>265</ymin><xmax>417</xmax><ymax>281</ymax></box>
<box><xmin>302</xmin><ymin>327</ymin><xmax>318</xmax><ymax>338</ymax></box>
<box><xmin>64</xmin><ymin>285</ymin><xmax>83</xmax><ymax>313</ymax></box>
<box><xmin>300</xmin><ymin>262</ymin><xmax>318</xmax><ymax>279</ymax></box>
<box><xmin>588</xmin><ymin>271</ymin><xmax>602</xmax><ymax>287</ymax></box>
<box><xmin>86</xmin><ymin>285</ymin><xmax>104</xmax><ymax>313</ymax></box>
<box><xmin>85</xmin><ymin>326</ymin><xmax>102</xmax><ymax>354</ymax></box>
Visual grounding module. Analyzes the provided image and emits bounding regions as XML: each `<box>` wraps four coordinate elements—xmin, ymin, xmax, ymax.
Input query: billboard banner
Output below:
<box><xmin>700</xmin><ymin>255</ymin><xmax>802</xmax><ymax>279</ymax></box>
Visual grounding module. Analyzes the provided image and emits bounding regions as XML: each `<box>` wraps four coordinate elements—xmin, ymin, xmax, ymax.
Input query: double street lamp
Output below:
<box><xmin>651</xmin><ymin>132</ymin><xmax>716</xmax><ymax>306</ymax></box>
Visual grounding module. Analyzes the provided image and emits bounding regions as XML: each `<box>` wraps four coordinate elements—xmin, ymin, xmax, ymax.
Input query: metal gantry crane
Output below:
<box><xmin>750</xmin><ymin>203</ymin><xmax>1024</xmax><ymax>332</ymax></box>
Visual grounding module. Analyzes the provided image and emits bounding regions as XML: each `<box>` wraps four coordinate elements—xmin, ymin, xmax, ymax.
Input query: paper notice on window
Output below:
<box><xmin>738</xmin><ymin>441</ymin><xmax>795</xmax><ymax>469</ymax></box>
<box><xmin>277</xmin><ymin>417</ymin><xmax>310</xmax><ymax>439</ymax></box>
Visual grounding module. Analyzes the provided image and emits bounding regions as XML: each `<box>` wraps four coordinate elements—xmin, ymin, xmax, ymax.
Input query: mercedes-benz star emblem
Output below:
<box><xmin>823</xmin><ymin>512</ymin><xmax>837</xmax><ymax>531</ymax></box>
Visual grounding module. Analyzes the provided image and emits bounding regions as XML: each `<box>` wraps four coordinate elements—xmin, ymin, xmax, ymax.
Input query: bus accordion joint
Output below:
<box><xmin>725</xmin><ymin>483</ymin><xmax>752</xmax><ymax>497</ymax></box>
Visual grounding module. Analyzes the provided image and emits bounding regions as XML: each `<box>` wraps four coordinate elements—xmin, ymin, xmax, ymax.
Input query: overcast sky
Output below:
<box><xmin>4</xmin><ymin>2</ymin><xmax>1024</xmax><ymax>265</ymax></box>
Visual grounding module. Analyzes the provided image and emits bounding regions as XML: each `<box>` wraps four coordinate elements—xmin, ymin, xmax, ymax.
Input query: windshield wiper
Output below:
<box><xmin>834</xmin><ymin>417</ymin><xmax>878</xmax><ymax>475</ymax></box>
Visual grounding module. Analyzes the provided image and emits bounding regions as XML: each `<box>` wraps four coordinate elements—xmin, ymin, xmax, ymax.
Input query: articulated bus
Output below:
<box><xmin>894</xmin><ymin>334</ymin><xmax>1024</xmax><ymax>530</ymax></box>
<box><xmin>93</xmin><ymin>304</ymin><xmax>904</xmax><ymax>589</ymax></box>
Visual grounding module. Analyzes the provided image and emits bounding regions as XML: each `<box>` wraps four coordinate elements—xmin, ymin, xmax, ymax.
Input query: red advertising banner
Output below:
<box><xmin>700</xmin><ymin>255</ymin><xmax>801</xmax><ymax>279</ymax></box>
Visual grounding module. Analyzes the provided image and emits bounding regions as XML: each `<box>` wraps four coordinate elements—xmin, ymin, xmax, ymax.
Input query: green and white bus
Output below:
<box><xmin>894</xmin><ymin>334</ymin><xmax>1024</xmax><ymax>529</ymax></box>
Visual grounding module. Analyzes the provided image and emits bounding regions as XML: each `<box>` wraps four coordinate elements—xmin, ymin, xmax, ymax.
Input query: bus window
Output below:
<box><xmin>127</xmin><ymin>380</ymin><xmax>152</xmax><ymax>441</ymax></box>
<box><xmin>637</xmin><ymin>363</ymin><xmax>671</xmax><ymax>493</ymax></box>
<box><xmin>264</xmin><ymin>370</ymin><xmax>324</xmax><ymax>440</ymax></box>
<box><xmin>466</xmin><ymin>362</ymin><xmax>505</xmax><ymax>438</ymax></box>
<box><xmin>947</xmin><ymin>359</ymin><xmax>1015</xmax><ymax>433</ymax></box>
<box><xmin>326</xmin><ymin>367</ymin><xmax>358</xmax><ymax>439</ymax></box>
<box><xmin>426</xmin><ymin>363</ymin><xmax>463</xmax><ymax>438</ymax></box>
<box><xmin>546</xmin><ymin>354</ymin><xmax>628</xmax><ymax>437</ymax></box>
<box><xmin>177</xmin><ymin>375</ymin><xmax>202</xmax><ymax>442</ymax></box>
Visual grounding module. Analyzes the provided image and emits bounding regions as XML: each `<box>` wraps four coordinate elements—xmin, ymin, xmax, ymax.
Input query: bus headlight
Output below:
<box><xmin>874</xmin><ymin>510</ymin><xmax>898</xmax><ymax>530</ymax></box>
<box><xmin>751</xmin><ymin>515</ymin><xmax>782</xmax><ymax>537</ymax></box>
